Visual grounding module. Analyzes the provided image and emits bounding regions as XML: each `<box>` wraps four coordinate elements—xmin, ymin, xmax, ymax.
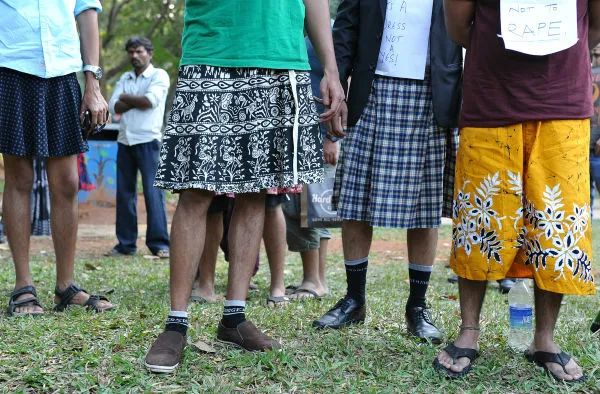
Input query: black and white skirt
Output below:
<box><xmin>154</xmin><ymin>65</ymin><xmax>324</xmax><ymax>193</ymax></box>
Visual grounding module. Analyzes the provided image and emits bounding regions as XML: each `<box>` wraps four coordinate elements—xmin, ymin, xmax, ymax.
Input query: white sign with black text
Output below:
<box><xmin>375</xmin><ymin>0</ymin><xmax>433</xmax><ymax>80</ymax></box>
<box><xmin>500</xmin><ymin>0</ymin><xmax>578</xmax><ymax>56</ymax></box>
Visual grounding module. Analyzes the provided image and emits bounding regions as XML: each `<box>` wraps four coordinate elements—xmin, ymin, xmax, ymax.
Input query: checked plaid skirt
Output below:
<box><xmin>332</xmin><ymin>70</ymin><xmax>457</xmax><ymax>228</ymax></box>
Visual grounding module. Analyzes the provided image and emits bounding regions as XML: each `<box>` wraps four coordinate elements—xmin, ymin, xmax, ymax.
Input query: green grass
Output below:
<box><xmin>0</xmin><ymin>224</ymin><xmax>598</xmax><ymax>393</ymax></box>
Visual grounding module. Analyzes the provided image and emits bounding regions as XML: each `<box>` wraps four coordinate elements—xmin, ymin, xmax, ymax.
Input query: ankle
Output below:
<box><xmin>222</xmin><ymin>300</ymin><xmax>246</xmax><ymax>328</ymax></box>
<box><xmin>165</xmin><ymin>311</ymin><xmax>189</xmax><ymax>336</ymax></box>
<box><xmin>345</xmin><ymin>293</ymin><xmax>366</xmax><ymax>305</ymax></box>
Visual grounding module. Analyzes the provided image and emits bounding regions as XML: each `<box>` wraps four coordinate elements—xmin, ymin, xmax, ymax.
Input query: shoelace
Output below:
<box><xmin>420</xmin><ymin>308</ymin><xmax>434</xmax><ymax>324</ymax></box>
<box><xmin>330</xmin><ymin>296</ymin><xmax>354</xmax><ymax>312</ymax></box>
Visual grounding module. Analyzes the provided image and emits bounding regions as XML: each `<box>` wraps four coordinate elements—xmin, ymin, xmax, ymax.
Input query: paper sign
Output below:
<box><xmin>500</xmin><ymin>0</ymin><xmax>578</xmax><ymax>56</ymax></box>
<box><xmin>375</xmin><ymin>0</ymin><xmax>434</xmax><ymax>80</ymax></box>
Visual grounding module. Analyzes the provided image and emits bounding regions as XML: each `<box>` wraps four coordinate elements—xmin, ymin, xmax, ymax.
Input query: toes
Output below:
<box><xmin>450</xmin><ymin>357</ymin><xmax>471</xmax><ymax>373</ymax></box>
<box><xmin>436</xmin><ymin>351</ymin><xmax>454</xmax><ymax>368</ymax></box>
<box><xmin>545</xmin><ymin>358</ymin><xmax>583</xmax><ymax>381</ymax></box>
<box><xmin>564</xmin><ymin>359</ymin><xmax>584</xmax><ymax>380</ymax></box>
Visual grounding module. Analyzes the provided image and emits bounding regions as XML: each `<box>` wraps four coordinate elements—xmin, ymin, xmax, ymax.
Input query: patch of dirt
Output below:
<box><xmin>24</xmin><ymin>193</ymin><xmax>444</xmax><ymax>262</ymax></box>
<box><xmin>25</xmin><ymin>195</ymin><xmax>177</xmax><ymax>256</ymax></box>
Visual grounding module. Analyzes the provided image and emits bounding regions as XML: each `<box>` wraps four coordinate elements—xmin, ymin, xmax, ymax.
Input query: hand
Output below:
<box><xmin>323</xmin><ymin>138</ymin><xmax>339</xmax><ymax>165</ymax></box>
<box><xmin>80</xmin><ymin>79</ymin><xmax>108</xmax><ymax>128</ymax></box>
<box><xmin>323</xmin><ymin>100</ymin><xmax>348</xmax><ymax>139</ymax></box>
<box><xmin>595</xmin><ymin>139</ymin><xmax>600</xmax><ymax>156</ymax></box>
<box><xmin>315</xmin><ymin>71</ymin><xmax>345</xmax><ymax>123</ymax></box>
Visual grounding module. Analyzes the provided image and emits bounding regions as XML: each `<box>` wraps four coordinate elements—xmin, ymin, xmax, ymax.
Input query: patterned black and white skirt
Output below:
<box><xmin>0</xmin><ymin>67</ymin><xmax>87</xmax><ymax>157</ymax></box>
<box><xmin>154</xmin><ymin>65</ymin><xmax>324</xmax><ymax>193</ymax></box>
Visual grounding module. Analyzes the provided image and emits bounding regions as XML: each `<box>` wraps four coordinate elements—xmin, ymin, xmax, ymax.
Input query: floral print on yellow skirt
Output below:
<box><xmin>450</xmin><ymin>120</ymin><xmax>595</xmax><ymax>295</ymax></box>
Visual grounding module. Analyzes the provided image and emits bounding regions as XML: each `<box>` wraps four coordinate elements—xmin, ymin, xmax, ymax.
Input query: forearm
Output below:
<box><xmin>114</xmin><ymin>101</ymin><xmax>133</xmax><ymax>114</ymax></box>
<box><xmin>118</xmin><ymin>94</ymin><xmax>152</xmax><ymax>109</ymax></box>
<box><xmin>590</xmin><ymin>0</ymin><xmax>600</xmax><ymax>49</ymax></box>
<box><xmin>76</xmin><ymin>9</ymin><xmax>102</xmax><ymax>97</ymax></box>
<box><xmin>443</xmin><ymin>0</ymin><xmax>476</xmax><ymax>48</ymax></box>
<box><xmin>304</xmin><ymin>0</ymin><xmax>339</xmax><ymax>77</ymax></box>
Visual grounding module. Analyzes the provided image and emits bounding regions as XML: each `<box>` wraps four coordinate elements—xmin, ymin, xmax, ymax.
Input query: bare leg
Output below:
<box><xmin>436</xmin><ymin>278</ymin><xmax>486</xmax><ymax>373</ymax></box>
<box><xmin>318</xmin><ymin>238</ymin><xmax>329</xmax><ymax>294</ymax></box>
<box><xmin>46</xmin><ymin>156</ymin><xmax>79</xmax><ymax>288</ymax></box>
<box><xmin>191</xmin><ymin>211</ymin><xmax>222</xmax><ymax>302</ymax></box>
<box><xmin>292</xmin><ymin>249</ymin><xmax>321</xmax><ymax>298</ymax></box>
<box><xmin>46</xmin><ymin>155</ymin><xmax>113</xmax><ymax>309</ymax></box>
<box><xmin>290</xmin><ymin>238</ymin><xmax>328</xmax><ymax>299</ymax></box>
<box><xmin>407</xmin><ymin>228</ymin><xmax>437</xmax><ymax>267</ymax></box>
<box><xmin>531</xmin><ymin>285</ymin><xmax>583</xmax><ymax>381</ymax></box>
<box><xmin>169</xmin><ymin>190</ymin><xmax>214</xmax><ymax>311</ymax></box>
<box><xmin>342</xmin><ymin>220</ymin><xmax>372</xmax><ymax>261</ymax></box>
<box><xmin>3</xmin><ymin>155</ymin><xmax>40</xmax><ymax>314</ymax></box>
<box><xmin>225</xmin><ymin>192</ymin><xmax>266</xmax><ymax>301</ymax></box>
<box><xmin>263</xmin><ymin>204</ymin><xmax>286</xmax><ymax>298</ymax></box>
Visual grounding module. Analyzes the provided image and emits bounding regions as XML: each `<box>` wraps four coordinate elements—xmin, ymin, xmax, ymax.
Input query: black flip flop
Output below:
<box><xmin>284</xmin><ymin>285</ymin><xmax>298</xmax><ymax>295</ymax></box>
<box><xmin>266</xmin><ymin>295</ymin><xmax>290</xmax><ymax>307</ymax></box>
<box><xmin>433</xmin><ymin>343</ymin><xmax>479</xmax><ymax>378</ymax></box>
<box><xmin>525</xmin><ymin>350</ymin><xmax>585</xmax><ymax>383</ymax></box>
<box><xmin>291</xmin><ymin>288</ymin><xmax>320</xmax><ymax>300</ymax></box>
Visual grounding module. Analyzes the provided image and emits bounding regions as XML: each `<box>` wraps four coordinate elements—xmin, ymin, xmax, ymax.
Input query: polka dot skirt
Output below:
<box><xmin>0</xmin><ymin>67</ymin><xmax>88</xmax><ymax>157</ymax></box>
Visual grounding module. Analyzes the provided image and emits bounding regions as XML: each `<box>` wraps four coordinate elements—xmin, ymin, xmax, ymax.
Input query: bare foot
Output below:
<box><xmin>436</xmin><ymin>329</ymin><xmax>480</xmax><ymax>374</ymax></box>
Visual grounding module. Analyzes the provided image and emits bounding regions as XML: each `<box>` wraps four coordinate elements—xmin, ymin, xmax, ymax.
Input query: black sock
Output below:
<box><xmin>345</xmin><ymin>257</ymin><xmax>368</xmax><ymax>304</ymax></box>
<box><xmin>221</xmin><ymin>300</ymin><xmax>246</xmax><ymax>328</ymax></box>
<box><xmin>406</xmin><ymin>263</ymin><xmax>433</xmax><ymax>310</ymax></box>
<box><xmin>165</xmin><ymin>311</ymin><xmax>188</xmax><ymax>336</ymax></box>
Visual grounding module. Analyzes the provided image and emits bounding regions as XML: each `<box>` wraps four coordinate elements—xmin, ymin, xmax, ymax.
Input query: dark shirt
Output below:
<box><xmin>461</xmin><ymin>0</ymin><xmax>592</xmax><ymax>128</ymax></box>
<box><xmin>591</xmin><ymin>66</ymin><xmax>600</xmax><ymax>151</ymax></box>
<box><xmin>306</xmin><ymin>37</ymin><xmax>326</xmax><ymax>139</ymax></box>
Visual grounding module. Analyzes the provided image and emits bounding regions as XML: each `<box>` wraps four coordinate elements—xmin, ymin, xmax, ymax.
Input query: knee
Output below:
<box><xmin>6</xmin><ymin>174</ymin><xmax>34</xmax><ymax>194</ymax></box>
<box><xmin>178</xmin><ymin>190</ymin><xmax>213</xmax><ymax>212</ymax></box>
<box><xmin>50</xmin><ymin>175</ymin><xmax>79</xmax><ymax>200</ymax></box>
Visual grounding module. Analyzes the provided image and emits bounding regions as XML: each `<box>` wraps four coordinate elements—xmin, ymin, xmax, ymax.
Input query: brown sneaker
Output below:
<box><xmin>145</xmin><ymin>331</ymin><xmax>187</xmax><ymax>373</ymax></box>
<box><xmin>216</xmin><ymin>320</ymin><xmax>281</xmax><ymax>351</ymax></box>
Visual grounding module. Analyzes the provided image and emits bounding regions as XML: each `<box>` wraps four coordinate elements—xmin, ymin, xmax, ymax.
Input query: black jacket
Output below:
<box><xmin>333</xmin><ymin>0</ymin><xmax>463</xmax><ymax>128</ymax></box>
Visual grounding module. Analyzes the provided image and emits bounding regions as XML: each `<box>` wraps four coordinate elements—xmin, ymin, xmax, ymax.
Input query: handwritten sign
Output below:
<box><xmin>375</xmin><ymin>0</ymin><xmax>433</xmax><ymax>80</ymax></box>
<box><xmin>500</xmin><ymin>0</ymin><xmax>578</xmax><ymax>56</ymax></box>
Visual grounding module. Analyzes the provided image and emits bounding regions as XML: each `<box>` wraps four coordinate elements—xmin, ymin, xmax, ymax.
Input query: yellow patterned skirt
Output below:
<box><xmin>450</xmin><ymin>120</ymin><xmax>595</xmax><ymax>295</ymax></box>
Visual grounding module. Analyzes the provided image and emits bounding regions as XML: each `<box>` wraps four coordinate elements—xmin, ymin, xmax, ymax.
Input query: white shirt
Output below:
<box><xmin>375</xmin><ymin>0</ymin><xmax>433</xmax><ymax>80</ymax></box>
<box><xmin>0</xmin><ymin>0</ymin><xmax>102</xmax><ymax>78</ymax></box>
<box><xmin>109</xmin><ymin>64</ymin><xmax>170</xmax><ymax>146</ymax></box>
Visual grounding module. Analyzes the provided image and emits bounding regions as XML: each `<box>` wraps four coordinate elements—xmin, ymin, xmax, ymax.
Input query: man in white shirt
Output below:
<box><xmin>107</xmin><ymin>36</ymin><xmax>170</xmax><ymax>259</ymax></box>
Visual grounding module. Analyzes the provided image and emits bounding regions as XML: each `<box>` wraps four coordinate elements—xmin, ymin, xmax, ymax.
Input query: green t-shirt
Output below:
<box><xmin>181</xmin><ymin>0</ymin><xmax>310</xmax><ymax>70</ymax></box>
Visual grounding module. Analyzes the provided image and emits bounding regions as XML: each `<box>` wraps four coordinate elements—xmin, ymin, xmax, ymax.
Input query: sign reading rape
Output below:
<box><xmin>500</xmin><ymin>0</ymin><xmax>578</xmax><ymax>56</ymax></box>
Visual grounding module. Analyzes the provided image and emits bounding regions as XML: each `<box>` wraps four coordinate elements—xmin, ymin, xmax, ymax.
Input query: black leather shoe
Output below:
<box><xmin>313</xmin><ymin>296</ymin><xmax>366</xmax><ymax>329</ymax></box>
<box><xmin>406</xmin><ymin>306</ymin><xmax>442</xmax><ymax>344</ymax></box>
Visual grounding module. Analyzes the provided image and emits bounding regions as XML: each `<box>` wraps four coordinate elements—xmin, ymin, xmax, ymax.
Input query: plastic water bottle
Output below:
<box><xmin>507</xmin><ymin>279</ymin><xmax>533</xmax><ymax>352</ymax></box>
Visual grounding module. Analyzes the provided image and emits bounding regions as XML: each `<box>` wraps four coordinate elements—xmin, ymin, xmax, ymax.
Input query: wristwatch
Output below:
<box><xmin>326</xmin><ymin>134</ymin><xmax>341</xmax><ymax>143</ymax></box>
<box><xmin>82</xmin><ymin>65</ymin><xmax>103</xmax><ymax>80</ymax></box>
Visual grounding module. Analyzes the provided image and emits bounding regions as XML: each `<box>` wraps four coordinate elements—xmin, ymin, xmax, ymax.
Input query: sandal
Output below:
<box><xmin>284</xmin><ymin>285</ymin><xmax>298</xmax><ymax>295</ymax></box>
<box><xmin>290</xmin><ymin>288</ymin><xmax>321</xmax><ymax>300</ymax></box>
<box><xmin>266</xmin><ymin>295</ymin><xmax>290</xmax><ymax>308</ymax></box>
<box><xmin>7</xmin><ymin>285</ymin><xmax>44</xmax><ymax>316</ymax></box>
<box><xmin>54</xmin><ymin>284</ymin><xmax>116</xmax><ymax>312</ymax></box>
<box><xmin>433</xmin><ymin>343</ymin><xmax>479</xmax><ymax>378</ymax></box>
<box><xmin>525</xmin><ymin>350</ymin><xmax>585</xmax><ymax>383</ymax></box>
<box><xmin>190</xmin><ymin>295</ymin><xmax>208</xmax><ymax>303</ymax></box>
